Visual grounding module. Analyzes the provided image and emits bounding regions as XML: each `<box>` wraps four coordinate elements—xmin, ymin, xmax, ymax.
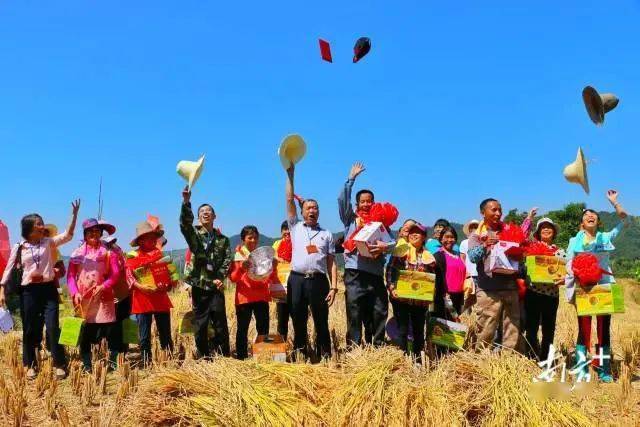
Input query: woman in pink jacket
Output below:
<box><xmin>67</xmin><ymin>218</ymin><xmax>121</xmax><ymax>371</ymax></box>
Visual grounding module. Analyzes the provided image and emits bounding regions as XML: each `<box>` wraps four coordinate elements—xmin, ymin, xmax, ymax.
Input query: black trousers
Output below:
<box><xmin>137</xmin><ymin>312</ymin><xmax>173</xmax><ymax>364</ymax></box>
<box><xmin>20</xmin><ymin>283</ymin><xmax>66</xmax><ymax>368</ymax></box>
<box><xmin>235</xmin><ymin>301</ymin><xmax>269</xmax><ymax>359</ymax></box>
<box><xmin>449</xmin><ymin>292</ymin><xmax>464</xmax><ymax>315</ymax></box>
<box><xmin>276</xmin><ymin>301</ymin><xmax>290</xmax><ymax>339</ymax></box>
<box><xmin>191</xmin><ymin>286</ymin><xmax>230</xmax><ymax>357</ymax></box>
<box><xmin>394</xmin><ymin>301</ymin><xmax>427</xmax><ymax>357</ymax></box>
<box><xmin>287</xmin><ymin>272</ymin><xmax>331</xmax><ymax>359</ymax></box>
<box><xmin>115</xmin><ymin>297</ymin><xmax>132</xmax><ymax>353</ymax></box>
<box><xmin>524</xmin><ymin>290</ymin><xmax>559</xmax><ymax>361</ymax></box>
<box><xmin>80</xmin><ymin>322</ymin><xmax>122</xmax><ymax>354</ymax></box>
<box><xmin>344</xmin><ymin>269</ymin><xmax>388</xmax><ymax>347</ymax></box>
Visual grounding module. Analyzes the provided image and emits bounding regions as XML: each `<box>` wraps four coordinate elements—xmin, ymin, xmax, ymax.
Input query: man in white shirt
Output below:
<box><xmin>285</xmin><ymin>163</ymin><xmax>338</xmax><ymax>360</ymax></box>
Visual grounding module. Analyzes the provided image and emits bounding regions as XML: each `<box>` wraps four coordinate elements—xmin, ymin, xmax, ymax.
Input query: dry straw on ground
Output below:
<box><xmin>0</xmin><ymin>278</ymin><xmax>638</xmax><ymax>426</ymax></box>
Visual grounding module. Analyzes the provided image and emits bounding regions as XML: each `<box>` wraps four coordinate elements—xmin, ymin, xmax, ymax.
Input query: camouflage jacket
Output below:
<box><xmin>180</xmin><ymin>202</ymin><xmax>232</xmax><ymax>290</ymax></box>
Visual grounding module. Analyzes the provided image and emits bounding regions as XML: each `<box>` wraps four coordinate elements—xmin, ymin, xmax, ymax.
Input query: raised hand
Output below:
<box><xmin>71</xmin><ymin>199</ymin><xmax>81</xmax><ymax>216</ymax></box>
<box><xmin>527</xmin><ymin>207</ymin><xmax>539</xmax><ymax>219</ymax></box>
<box><xmin>349</xmin><ymin>162</ymin><xmax>366</xmax><ymax>180</ymax></box>
<box><xmin>606</xmin><ymin>190</ymin><xmax>619</xmax><ymax>205</ymax></box>
<box><xmin>182</xmin><ymin>186</ymin><xmax>191</xmax><ymax>204</ymax></box>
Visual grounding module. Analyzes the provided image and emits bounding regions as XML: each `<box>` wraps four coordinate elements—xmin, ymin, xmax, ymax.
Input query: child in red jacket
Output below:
<box><xmin>229</xmin><ymin>225</ymin><xmax>275</xmax><ymax>359</ymax></box>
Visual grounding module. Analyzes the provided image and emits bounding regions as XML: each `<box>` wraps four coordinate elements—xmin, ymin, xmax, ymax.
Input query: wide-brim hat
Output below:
<box><xmin>463</xmin><ymin>219</ymin><xmax>480</xmax><ymax>237</ymax></box>
<box><xmin>176</xmin><ymin>155</ymin><xmax>205</xmax><ymax>190</ymax></box>
<box><xmin>582</xmin><ymin>86</ymin><xmax>619</xmax><ymax>126</ymax></box>
<box><xmin>278</xmin><ymin>134</ymin><xmax>306</xmax><ymax>169</ymax></box>
<box><xmin>44</xmin><ymin>224</ymin><xmax>58</xmax><ymax>238</ymax></box>
<box><xmin>563</xmin><ymin>147</ymin><xmax>589</xmax><ymax>194</ymax></box>
<box><xmin>130</xmin><ymin>220</ymin><xmax>165</xmax><ymax>247</ymax></box>
<box><xmin>535</xmin><ymin>217</ymin><xmax>558</xmax><ymax>236</ymax></box>
<box><xmin>82</xmin><ymin>218</ymin><xmax>116</xmax><ymax>235</ymax></box>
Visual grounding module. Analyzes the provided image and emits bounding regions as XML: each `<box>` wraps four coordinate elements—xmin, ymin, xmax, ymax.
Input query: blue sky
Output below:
<box><xmin>0</xmin><ymin>1</ymin><xmax>639</xmax><ymax>254</ymax></box>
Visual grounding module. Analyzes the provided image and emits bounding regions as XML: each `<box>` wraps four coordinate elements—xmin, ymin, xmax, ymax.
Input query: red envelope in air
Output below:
<box><xmin>319</xmin><ymin>39</ymin><xmax>332</xmax><ymax>62</ymax></box>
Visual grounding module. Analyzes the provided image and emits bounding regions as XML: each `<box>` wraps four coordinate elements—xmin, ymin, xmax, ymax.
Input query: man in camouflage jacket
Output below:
<box><xmin>180</xmin><ymin>187</ymin><xmax>232</xmax><ymax>357</ymax></box>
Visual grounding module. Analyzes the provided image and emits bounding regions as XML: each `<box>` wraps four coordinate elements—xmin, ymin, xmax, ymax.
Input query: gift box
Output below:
<box><xmin>0</xmin><ymin>308</ymin><xmax>14</xmax><ymax>333</ymax></box>
<box><xmin>488</xmin><ymin>241</ymin><xmax>520</xmax><ymax>275</ymax></box>
<box><xmin>179</xmin><ymin>311</ymin><xmax>195</xmax><ymax>334</ymax></box>
<box><xmin>179</xmin><ymin>310</ymin><xmax>215</xmax><ymax>338</ymax></box>
<box><xmin>252</xmin><ymin>334</ymin><xmax>287</xmax><ymax>362</ymax></box>
<box><xmin>427</xmin><ymin>317</ymin><xmax>467</xmax><ymax>350</ymax></box>
<box><xmin>395</xmin><ymin>270</ymin><xmax>435</xmax><ymax>302</ymax></box>
<box><xmin>525</xmin><ymin>255</ymin><xmax>567</xmax><ymax>284</ymax></box>
<box><xmin>58</xmin><ymin>317</ymin><xmax>84</xmax><ymax>347</ymax></box>
<box><xmin>352</xmin><ymin>222</ymin><xmax>393</xmax><ymax>258</ymax></box>
<box><xmin>122</xmin><ymin>317</ymin><xmax>139</xmax><ymax>345</ymax></box>
<box><xmin>576</xmin><ymin>283</ymin><xmax>625</xmax><ymax>316</ymax></box>
<box><xmin>134</xmin><ymin>256</ymin><xmax>179</xmax><ymax>291</ymax></box>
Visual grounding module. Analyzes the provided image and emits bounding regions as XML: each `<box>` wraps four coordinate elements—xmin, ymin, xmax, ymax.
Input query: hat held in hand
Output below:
<box><xmin>177</xmin><ymin>155</ymin><xmax>205</xmax><ymax>190</ymax></box>
<box><xmin>582</xmin><ymin>86</ymin><xmax>619</xmax><ymax>126</ymax></box>
<box><xmin>278</xmin><ymin>134</ymin><xmax>306</xmax><ymax>169</ymax></box>
<box><xmin>563</xmin><ymin>147</ymin><xmax>589</xmax><ymax>194</ymax></box>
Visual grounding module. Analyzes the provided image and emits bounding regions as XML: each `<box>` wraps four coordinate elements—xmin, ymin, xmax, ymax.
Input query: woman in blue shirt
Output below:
<box><xmin>565</xmin><ymin>190</ymin><xmax>628</xmax><ymax>382</ymax></box>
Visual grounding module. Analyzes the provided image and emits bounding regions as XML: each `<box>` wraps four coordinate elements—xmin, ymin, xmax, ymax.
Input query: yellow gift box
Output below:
<box><xmin>525</xmin><ymin>255</ymin><xmax>567</xmax><ymax>284</ymax></box>
<box><xmin>395</xmin><ymin>270</ymin><xmax>435</xmax><ymax>302</ymax></box>
<box><xmin>576</xmin><ymin>283</ymin><xmax>625</xmax><ymax>316</ymax></box>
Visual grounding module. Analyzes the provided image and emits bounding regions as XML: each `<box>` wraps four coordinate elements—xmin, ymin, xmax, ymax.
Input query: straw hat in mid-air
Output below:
<box><xmin>177</xmin><ymin>155</ymin><xmax>205</xmax><ymax>190</ymax></box>
<box><xmin>563</xmin><ymin>147</ymin><xmax>589</xmax><ymax>194</ymax></box>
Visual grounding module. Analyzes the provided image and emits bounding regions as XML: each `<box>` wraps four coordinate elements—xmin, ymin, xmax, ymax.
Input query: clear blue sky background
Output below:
<box><xmin>0</xmin><ymin>1</ymin><xmax>638</xmax><ymax>254</ymax></box>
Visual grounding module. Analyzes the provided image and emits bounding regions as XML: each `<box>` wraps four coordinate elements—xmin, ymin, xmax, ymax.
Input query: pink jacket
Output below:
<box><xmin>67</xmin><ymin>243</ymin><xmax>120</xmax><ymax>323</ymax></box>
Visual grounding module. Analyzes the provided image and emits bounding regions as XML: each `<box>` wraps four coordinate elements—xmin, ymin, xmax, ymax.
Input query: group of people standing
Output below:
<box><xmin>0</xmin><ymin>160</ymin><xmax>629</xmax><ymax>384</ymax></box>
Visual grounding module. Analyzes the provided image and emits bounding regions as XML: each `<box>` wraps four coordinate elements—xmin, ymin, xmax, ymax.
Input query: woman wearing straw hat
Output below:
<box><xmin>229</xmin><ymin>225</ymin><xmax>274</xmax><ymax>359</ymax></box>
<box><xmin>67</xmin><ymin>218</ymin><xmax>122</xmax><ymax>371</ymax></box>
<box><xmin>522</xmin><ymin>216</ymin><xmax>565</xmax><ymax>362</ymax></box>
<box><xmin>125</xmin><ymin>220</ymin><xmax>177</xmax><ymax>366</ymax></box>
<box><xmin>0</xmin><ymin>200</ymin><xmax>80</xmax><ymax>380</ymax></box>
<box><xmin>565</xmin><ymin>190</ymin><xmax>628</xmax><ymax>382</ymax></box>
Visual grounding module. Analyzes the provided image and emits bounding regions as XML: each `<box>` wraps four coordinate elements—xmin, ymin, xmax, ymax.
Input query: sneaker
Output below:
<box><xmin>55</xmin><ymin>368</ymin><xmax>67</xmax><ymax>380</ymax></box>
<box><xmin>26</xmin><ymin>368</ymin><xmax>37</xmax><ymax>380</ymax></box>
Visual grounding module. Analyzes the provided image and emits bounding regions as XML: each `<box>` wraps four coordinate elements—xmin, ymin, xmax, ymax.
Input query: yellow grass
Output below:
<box><xmin>0</xmin><ymin>278</ymin><xmax>638</xmax><ymax>426</ymax></box>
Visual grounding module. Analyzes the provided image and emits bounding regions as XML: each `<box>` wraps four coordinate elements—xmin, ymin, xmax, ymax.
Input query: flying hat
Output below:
<box><xmin>534</xmin><ymin>217</ymin><xmax>558</xmax><ymax>237</ymax></box>
<box><xmin>247</xmin><ymin>246</ymin><xmax>276</xmax><ymax>281</ymax></box>
<box><xmin>319</xmin><ymin>39</ymin><xmax>332</xmax><ymax>62</ymax></box>
<box><xmin>130</xmin><ymin>221</ymin><xmax>165</xmax><ymax>247</ymax></box>
<box><xmin>582</xmin><ymin>86</ymin><xmax>619</xmax><ymax>126</ymax></box>
<box><xmin>278</xmin><ymin>134</ymin><xmax>306</xmax><ymax>169</ymax></box>
<box><xmin>563</xmin><ymin>147</ymin><xmax>589</xmax><ymax>194</ymax></box>
<box><xmin>463</xmin><ymin>219</ymin><xmax>480</xmax><ymax>237</ymax></box>
<box><xmin>353</xmin><ymin>37</ymin><xmax>371</xmax><ymax>63</ymax></box>
<box><xmin>176</xmin><ymin>155</ymin><xmax>205</xmax><ymax>190</ymax></box>
<box><xmin>82</xmin><ymin>218</ymin><xmax>116</xmax><ymax>235</ymax></box>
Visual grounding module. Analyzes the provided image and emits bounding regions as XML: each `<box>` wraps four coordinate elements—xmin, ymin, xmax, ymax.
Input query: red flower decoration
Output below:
<box><xmin>572</xmin><ymin>253</ymin><xmax>604</xmax><ymax>286</ymax></box>
<box><xmin>499</xmin><ymin>222</ymin><xmax>527</xmax><ymax>244</ymax></box>
<box><xmin>368</xmin><ymin>202</ymin><xmax>399</xmax><ymax>228</ymax></box>
<box><xmin>523</xmin><ymin>241</ymin><xmax>556</xmax><ymax>256</ymax></box>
